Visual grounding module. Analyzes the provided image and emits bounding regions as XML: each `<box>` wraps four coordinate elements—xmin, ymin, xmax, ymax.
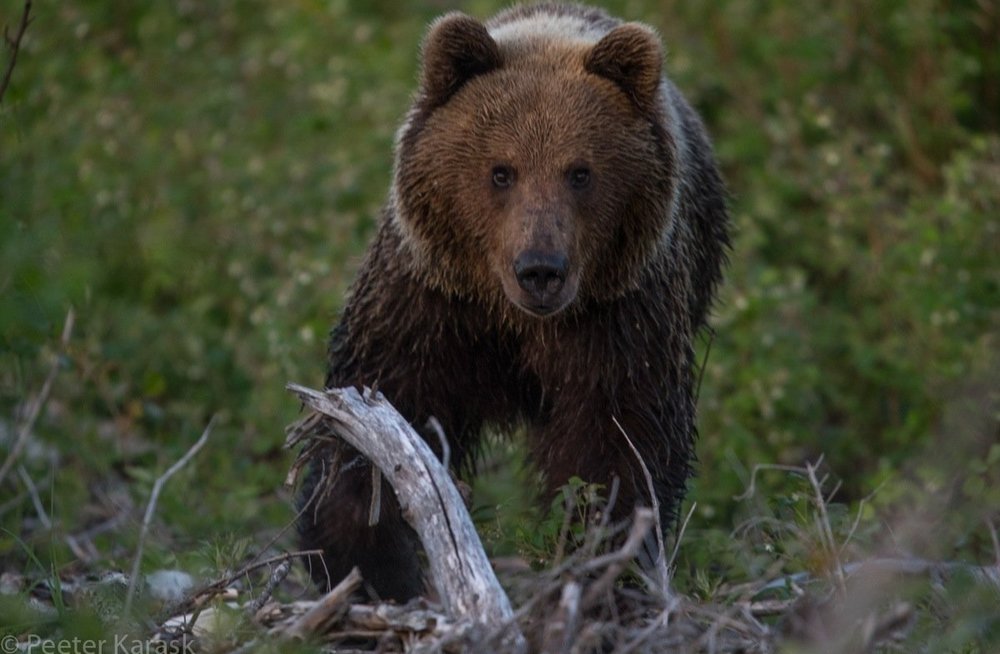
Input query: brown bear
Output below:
<box><xmin>297</xmin><ymin>2</ymin><xmax>729</xmax><ymax>600</ymax></box>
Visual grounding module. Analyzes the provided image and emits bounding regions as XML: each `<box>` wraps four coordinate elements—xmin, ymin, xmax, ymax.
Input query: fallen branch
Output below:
<box><xmin>286</xmin><ymin>383</ymin><xmax>525</xmax><ymax>651</ymax></box>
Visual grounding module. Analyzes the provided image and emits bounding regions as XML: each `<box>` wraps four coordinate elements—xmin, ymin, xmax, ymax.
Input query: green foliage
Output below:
<box><xmin>673</xmin><ymin>0</ymin><xmax>1000</xmax><ymax>549</ymax></box>
<box><xmin>1</xmin><ymin>0</ymin><xmax>997</xmax><ymax>649</ymax></box>
<box><xmin>513</xmin><ymin>476</ymin><xmax>608</xmax><ymax>567</ymax></box>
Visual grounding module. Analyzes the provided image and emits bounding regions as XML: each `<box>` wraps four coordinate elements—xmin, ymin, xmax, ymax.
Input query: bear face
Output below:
<box><xmin>393</xmin><ymin>14</ymin><xmax>681</xmax><ymax>318</ymax></box>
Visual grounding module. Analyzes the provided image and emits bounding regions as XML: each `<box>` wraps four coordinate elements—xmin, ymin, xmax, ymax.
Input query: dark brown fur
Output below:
<box><xmin>298</xmin><ymin>3</ymin><xmax>730</xmax><ymax>600</ymax></box>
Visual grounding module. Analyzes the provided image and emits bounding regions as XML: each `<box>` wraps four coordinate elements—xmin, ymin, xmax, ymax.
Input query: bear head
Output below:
<box><xmin>392</xmin><ymin>11</ymin><xmax>680</xmax><ymax>319</ymax></box>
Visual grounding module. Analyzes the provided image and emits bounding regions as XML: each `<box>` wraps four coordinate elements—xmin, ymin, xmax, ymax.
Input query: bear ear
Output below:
<box><xmin>420</xmin><ymin>13</ymin><xmax>501</xmax><ymax>109</ymax></box>
<box><xmin>584</xmin><ymin>23</ymin><xmax>663</xmax><ymax>113</ymax></box>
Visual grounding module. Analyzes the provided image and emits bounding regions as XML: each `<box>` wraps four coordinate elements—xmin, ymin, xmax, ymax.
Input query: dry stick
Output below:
<box><xmin>169</xmin><ymin>549</ymin><xmax>325</xmax><ymax>621</ymax></box>
<box><xmin>733</xmin><ymin>457</ymin><xmax>845</xmax><ymax>588</ymax></box>
<box><xmin>502</xmin><ymin>516</ymin><xmax>633</xmax><ymax>633</ymax></box>
<box><xmin>581</xmin><ymin>475</ymin><xmax>621</xmax><ymax>562</ymax></box>
<box><xmin>669</xmin><ymin>501</ymin><xmax>697</xmax><ymax>572</ymax></box>
<box><xmin>426</xmin><ymin>415</ymin><xmax>450</xmax><ymax>472</ymax></box>
<box><xmin>540</xmin><ymin>581</ymin><xmax>581</xmax><ymax>654</ymax></box>
<box><xmin>612</xmin><ymin>416</ymin><xmax>671</xmax><ymax>597</ymax></box>
<box><xmin>287</xmin><ymin>383</ymin><xmax>525</xmax><ymax>651</ymax></box>
<box><xmin>580</xmin><ymin>507</ymin><xmax>655</xmax><ymax>608</ymax></box>
<box><xmin>552</xmin><ymin>487</ymin><xmax>577</xmax><ymax>566</ymax></box>
<box><xmin>733</xmin><ymin>461</ymin><xmax>815</xmax><ymax>501</ymax></box>
<box><xmin>804</xmin><ymin>458</ymin><xmax>847</xmax><ymax>594</ymax></box>
<box><xmin>859</xmin><ymin>602</ymin><xmax>914</xmax><ymax>651</ymax></box>
<box><xmin>235</xmin><ymin>460</ymin><xmax>336</xmax><ymax>593</ymax></box>
<box><xmin>0</xmin><ymin>309</ymin><xmax>74</xmax><ymax>486</ymax></box>
<box><xmin>246</xmin><ymin>560</ymin><xmax>291</xmax><ymax>618</ymax></box>
<box><xmin>0</xmin><ymin>0</ymin><xmax>32</xmax><ymax>105</ymax></box>
<box><xmin>124</xmin><ymin>416</ymin><xmax>216</xmax><ymax>617</ymax></box>
<box><xmin>840</xmin><ymin>483</ymin><xmax>884</xmax><ymax>557</ymax></box>
<box><xmin>286</xmin><ymin>567</ymin><xmax>363</xmax><ymax>639</ymax></box>
<box><xmin>16</xmin><ymin>464</ymin><xmax>51</xmax><ymax>528</ymax></box>
<box><xmin>345</xmin><ymin>603</ymin><xmax>452</xmax><ymax>632</ymax></box>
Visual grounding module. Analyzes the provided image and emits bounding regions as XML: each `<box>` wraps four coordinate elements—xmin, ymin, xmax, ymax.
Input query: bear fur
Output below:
<box><xmin>297</xmin><ymin>2</ymin><xmax>729</xmax><ymax>601</ymax></box>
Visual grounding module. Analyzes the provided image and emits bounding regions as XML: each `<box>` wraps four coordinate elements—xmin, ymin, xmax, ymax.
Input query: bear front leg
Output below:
<box><xmin>528</xmin><ymin>395</ymin><xmax>694</xmax><ymax>569</ymax></box>
<box><xmin>297</xmin><ymin>440</ymin><xmax>424</xmax><ymax>600</ymax></box>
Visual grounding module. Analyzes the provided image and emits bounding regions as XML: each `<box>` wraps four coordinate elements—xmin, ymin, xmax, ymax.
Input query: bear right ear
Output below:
<box><xmin>585</xmin><ymin>23</ymin><xmax>663</xmax><ymax>114</ymax></box>
<box><xmin>419</xmin><ymin>13</ymin><xmax>501</xmax><ymax>109</ymax></box>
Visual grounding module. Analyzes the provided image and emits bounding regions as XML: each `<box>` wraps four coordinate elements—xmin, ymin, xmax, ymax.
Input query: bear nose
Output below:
<box><xmin>514</xmin><ymin>250</ymin><xmax>568</xmax><ymax>300</ymax></box>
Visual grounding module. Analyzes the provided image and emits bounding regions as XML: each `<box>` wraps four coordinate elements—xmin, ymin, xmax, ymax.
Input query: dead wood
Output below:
<box><xmin>286</xmin><ymin>383</ymin><xmax>525</xmax><ymax>651</ymax></box>
<box><xmin>286</xmin><ymin>567</ymin><xmax>363</xmax><ymax>640</ymax></box>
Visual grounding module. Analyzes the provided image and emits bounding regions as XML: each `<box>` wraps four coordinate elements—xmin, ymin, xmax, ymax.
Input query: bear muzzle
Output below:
<box><xmin>509</xmin><ymin>249</ymin><xmax>578</xmax><ymax>317</ymax></box>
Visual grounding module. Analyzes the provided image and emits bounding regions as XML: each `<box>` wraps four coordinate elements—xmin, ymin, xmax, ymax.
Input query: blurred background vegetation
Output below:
<box><xmin>1</xmin><ymin>0</ymin><xmax>998</xmax><ymax>649</ymax></box>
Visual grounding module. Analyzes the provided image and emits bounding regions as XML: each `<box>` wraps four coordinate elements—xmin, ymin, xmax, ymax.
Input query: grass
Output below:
<box><xmin>1</xmin><ymin>0</ymin><xmax>998</xmax><ymax>651</ymax></box>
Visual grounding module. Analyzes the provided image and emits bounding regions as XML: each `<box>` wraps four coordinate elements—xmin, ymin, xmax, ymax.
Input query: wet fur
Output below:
<box><xmin>298</xmin><ymin>2</ymin><xmax>730</xmax><ymax>600</ymax></box>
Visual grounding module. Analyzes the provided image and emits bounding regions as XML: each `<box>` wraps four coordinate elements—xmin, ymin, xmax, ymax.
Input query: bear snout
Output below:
<box><xmin>511</xmin><ymin>249</ymin><xmax>575</xmax><ymax>316</ymax></box>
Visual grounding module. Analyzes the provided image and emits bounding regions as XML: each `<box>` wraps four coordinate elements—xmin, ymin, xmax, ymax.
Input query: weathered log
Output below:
<box><xmin>286</xmin><ymin>383</ymin><xmax>525</xmax><ymax>651</ymax></box>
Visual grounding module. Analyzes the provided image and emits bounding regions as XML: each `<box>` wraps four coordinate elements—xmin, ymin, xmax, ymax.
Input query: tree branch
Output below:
<box><xmin>286</xmin><ymin>383</ymin><xmax>525</xmax><ymax>651</ymax></box>
<box><xmin>0</xmin><ymin>0</ymin><xmax>33</xmax><ymax>105</ymax></box>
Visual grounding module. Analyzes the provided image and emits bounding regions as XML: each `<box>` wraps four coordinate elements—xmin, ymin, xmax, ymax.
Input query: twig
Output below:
<box><xmin>694</xmin><ymin>326</ymin><xmax>715</xmax><ymax>404</ymax></box>
<box><xmin>859</xmin><ymin>602</ymin><xmax>914</xmax><ymax>651</ymax></box>
<box><xmin>733</xmin><ymin>461</ymin><xmax>814</xmax><ymax>501</ymax></box>
<box><xmin>746</xmin><ymin>598</ymin><xmax>796</xmax><ymax>617</ymax></box>
<box><xmin>613</xmin><ymin>417</ymin><xmax>670</xmax><ymax>596</ymax></box>
<box><xmin>0</xmin><ymin>468</ymin><xmax>54</xmax><ymax>516</ymax></box>
<box><xmin>286</xmin><ymin>567</ymin><xmax>363</xmax><ymax>639</ymax></box>
<box><xmin>540</xmin><ymin>581</ymin><xmax>581</xmax><ymax>654</ymax></box>
<box><xmin>426</xmin><ymin>416</ymin><xmax>450</xmax><ymax>471</ymax></box>
<box><xmin>124</xmin><ymin>416</ymin><xmax>216</xmax><ymax>616</ymax></box>
<box><xmin>169</xmin><ymin>549</ymin><xmax>325</xmax><ymax>620</ymax></box>
<box><xmin>580</xmin><ymin>508</ymin><xmax>654</xmax><ymax>608</ymax></box>
<box><xmin>840</xmin><ymin>482</ymin><xmax>884</xmax><ymax>557</ymax></box>
<box><xmin>70</xmin><ymin>510</ymin><xmax>130</xmax><ymax>541</ymax></box>
<box><xmin>0</xmin><ymin>308</ymin><xmax>74</xmax><ymax>486</ymax></box>
<box><xmin>804</xmin><ymin>458</ymin><xmax>846</xmax><ymax>594</ymax></box>
<box><xmin>249</xmin><ymin>461</ymin><xmax>334</xmax><ymax>590</ymax></box>
<box><xmin>552</xmin><ymin>486</ymin><xmax>577</xmax><ymax>566</ymax></box>
<box><xmin>581</xmin><ymin>474</ymin><xmax>620</xmax><ymax>561</ymax></box>
<box><xmin>17</xmin><ymin>464</ymin><xmax>50</xmax><ymax>528</ymax></box>
<box><xmin>0</xmin><ymin>0</ymin><xmax>32</xmax><ymax>105</ymax></box>
<box><xmin>502</xmin><ymin>519</ymin><xmax>632</xmax><ymax>631</ymax></box>
<box><xmin>247</xmin><ymin>560</ymin><xmax>291</xmax><ymax>618</ymax></box>
<box><xmin>733</xmin><ymin>456</ymin><xmax>848</xmax><ymax>594</ymax></box>
<box><xmin>668</xmin><ymin>501</ymin><xmax>696</xmax><ymax>572</ymax></box>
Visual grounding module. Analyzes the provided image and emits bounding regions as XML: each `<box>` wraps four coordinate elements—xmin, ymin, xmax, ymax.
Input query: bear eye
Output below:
<box><xmin>569</xmin><ymin>167</ymin><xmax>591</xmax><ymax>190</ymax></box>
<box><xmin>492</xmin><ymin>165</ymin><xmax>514</xmax><ymax>189</ymax></box>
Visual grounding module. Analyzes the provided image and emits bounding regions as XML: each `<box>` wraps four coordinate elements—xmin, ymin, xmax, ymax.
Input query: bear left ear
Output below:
<box><xmin>585</xmin><ymin>23</ymin><xmax>663</xmax><ymax>113</ymax></box>
<box><xmin>420</xmin><ymin>13</ymin><xmax>501</xmax><ymax>109</ymax></box>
